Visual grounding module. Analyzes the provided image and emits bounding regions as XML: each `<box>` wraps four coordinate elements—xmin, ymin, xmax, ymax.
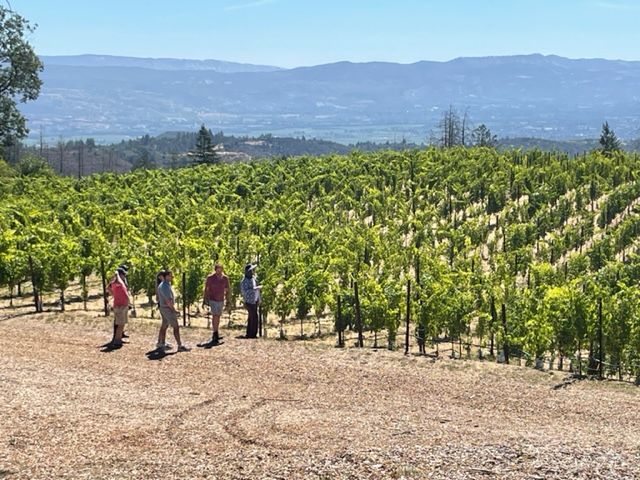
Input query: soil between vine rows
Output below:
<box><xmin>1</xmin><ymin>312</ymin><xmax>639</xmax><ymax>480</ymax></box>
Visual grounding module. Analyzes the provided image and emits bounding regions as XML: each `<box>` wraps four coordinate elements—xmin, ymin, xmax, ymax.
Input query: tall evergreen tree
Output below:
<box><xmin>599</xmin><ymin>121</ymin><xmax>621</xmax><ymax>157</ymax></box>
<box><xmin>191</xmin><ymin>124</ymin><xmax>218</xmax><ymax>164</ymax></box>
<box><xmin>472</xmin><ymin>124</ymin><xmax>498</xmax><ymax>147</ymax></box>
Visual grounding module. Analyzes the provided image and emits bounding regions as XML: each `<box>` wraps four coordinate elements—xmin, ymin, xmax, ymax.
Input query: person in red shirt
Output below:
<box><xmin>112</xmin><ymin>264</ymin><xmax>130</xmax><ymax>340</ymax></box>
<box><xmin>107</xmin><ymin>266</ymin><xmax>130</xmax><ymax>347</ymax></box>
<box><xmin>202</xmin><ymin>263</ymin><xmax>230</xmax><ymax>345</ymax></box>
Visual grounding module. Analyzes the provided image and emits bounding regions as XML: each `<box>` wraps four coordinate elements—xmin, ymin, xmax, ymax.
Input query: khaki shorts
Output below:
<box><xmin>209</xmin><ymin>300</ymin><xmax>224</xmax><ymax>316</ymax></box>
<box><xmin>160</xmin><ymin>309</ymin><xmax>179</xmax><ymax>328</ymax></box>
<box><xmin>113</xmin><ymin>306</ymin><xmax>128</xmax><ymax>326</ymax></box>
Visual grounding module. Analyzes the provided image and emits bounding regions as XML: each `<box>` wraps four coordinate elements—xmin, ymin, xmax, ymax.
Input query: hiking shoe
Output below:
<box><xmin>177</xmin><ymin>345</ymin><xmax>191</xmax><ymax>352</ymax></box>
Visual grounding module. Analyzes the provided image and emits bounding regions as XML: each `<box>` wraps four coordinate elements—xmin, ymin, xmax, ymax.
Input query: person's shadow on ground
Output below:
<box><xmin>145</xmin><ymin>348</ymin><xmax>177</xmax><ymax>361</ymax></box>
<box><xmin>197</xmin><ymin>340</ymin><xmax>225</xmax><ymax>349</ymax></box>
<box><xmin>99</xmin><ymin>342</ymin><xmax>123</xmax><ymax>353</ymax></box>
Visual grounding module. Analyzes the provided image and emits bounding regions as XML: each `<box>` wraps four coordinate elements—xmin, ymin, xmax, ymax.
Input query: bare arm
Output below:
<box><xmin>202</xmin><ymin>279</ymin><xmax>210</xmax><ymax>305</ymax></box>
<box><xmin>164</xmin><ymin>297</ymin><xmax>179</xmax><ymax>313</ymax></box>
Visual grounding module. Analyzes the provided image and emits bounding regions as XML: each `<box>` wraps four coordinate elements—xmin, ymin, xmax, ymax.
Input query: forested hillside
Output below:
<box><xmin>10</xmin><ymin>132</ymin><xmax>417</xmax><ymax>176</ymax></box>
<box><xmin>12</xmin><ymin>128</ymin><xmax>640</xmax><ymax>178</ymax></box>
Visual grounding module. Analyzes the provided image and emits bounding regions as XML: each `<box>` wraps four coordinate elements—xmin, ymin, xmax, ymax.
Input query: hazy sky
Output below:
<box><xmin>8</xmin><ymin>0</ymin><xmax>640</xmax><ymax>68</ymax></box>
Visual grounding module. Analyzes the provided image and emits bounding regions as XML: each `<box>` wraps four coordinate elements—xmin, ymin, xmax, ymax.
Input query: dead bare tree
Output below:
<box><xmin>57</xmin><ymin>138</ymin><xmax>65</xmax><ymax>175</ymax></box>
<box><xmin>77</xmin><ymin>140</ymin><xmax>84</xmax><ymax>179</ymax></box>
<box><xmin>437</xmin><ymin>105</ymin><xmax>463</xmax><ymax>148</ymax></box>
<box><xmin>461</xmin><ymin>109</ymin><xmax>470</xmax><ymax>146</ymax></box>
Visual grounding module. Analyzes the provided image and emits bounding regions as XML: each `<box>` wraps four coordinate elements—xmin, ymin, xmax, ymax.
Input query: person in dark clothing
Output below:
<box><xmin>240</xmin><ymin>264</ymin><xmax>261</xmax><ymax>338</ymax></box>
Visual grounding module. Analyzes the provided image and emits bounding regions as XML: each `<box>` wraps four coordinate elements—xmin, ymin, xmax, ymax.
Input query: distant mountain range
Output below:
<box><xmin>39</xmin><ymin>55</ymin><xmax>282</xmax><ymax>73</ymax></box>
<box><xmin>24</xmin><ymin>54</ymin><xmax>640</xmax><ymax>143</ymax></box>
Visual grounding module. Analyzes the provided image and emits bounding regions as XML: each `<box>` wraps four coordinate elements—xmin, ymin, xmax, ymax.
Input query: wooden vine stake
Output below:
<box><xmin>501</xmin><ymin>303</ymin><xmax>509</xmax><ymax>365</ymax></box>
<box><xmin>598</xmin><ymin>297</ymin><xmax>603</xmax><ymax>380</ymax></box>
<box><xmin>404</xmin><ymin>279</ymin><xmax>411</xmax><ymax>355</ymax></box>
<box><xmin>354</xmin><ymin>281</ymin><xmax>363</xmax><ymax>348</ymax></box>
<box><xmin>100</xmin><ymin>259</ymin><xmax>109</xmax><ymax>316</ymax></box>
<box><xmin>182</xmin><ymin>271</ymin><xmax>187</xmax><ymax>327</ymax></box>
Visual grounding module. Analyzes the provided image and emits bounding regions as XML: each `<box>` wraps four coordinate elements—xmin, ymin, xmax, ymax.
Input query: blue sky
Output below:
<box><xmin>8</xmin><ymin>0</ymin><xmax>640</xmax><ymax>68</ymax></box>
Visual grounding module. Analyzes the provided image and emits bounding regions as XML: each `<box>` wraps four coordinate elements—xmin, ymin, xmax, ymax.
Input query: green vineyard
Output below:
<box><xmin>2</xmin><ymin>147</ymin><xmax>640</xmax><ymax>381</ymax></box>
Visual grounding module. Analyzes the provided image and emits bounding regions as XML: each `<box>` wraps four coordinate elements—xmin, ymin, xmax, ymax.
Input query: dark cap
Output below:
<box><xmin>118</xmin><ymin>264</ymin><xmax>129</xmax><ymax>273</ymax></box>
<box><xmin>244</xmin><ymin>263</ymin><xmax>257</xmax><ymax>273</ymax></box>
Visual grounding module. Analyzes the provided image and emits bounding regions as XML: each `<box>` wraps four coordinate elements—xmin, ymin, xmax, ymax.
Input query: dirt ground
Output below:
<box><xmin>1</xmin><ymin>308</ymin><xmax>640</xmax><ymax>480</ymax></box>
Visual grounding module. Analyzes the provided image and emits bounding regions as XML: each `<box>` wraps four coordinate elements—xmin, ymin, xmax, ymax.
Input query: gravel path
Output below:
<box><xmin>1</xmin><ymin>314</ymin><xmax>639</xmax><ymax>479</ymax></box>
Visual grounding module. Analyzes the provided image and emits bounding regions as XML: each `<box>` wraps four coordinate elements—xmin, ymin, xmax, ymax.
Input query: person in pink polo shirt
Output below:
<box><xmin>107</xmin><ymin>266</ymin><xmax>130</xmax><ymax>347</ymax></box>
<box><xmin>202</xmin><ymin>263</ymin><xmax>230</xmax><ymax>345</ymax></box>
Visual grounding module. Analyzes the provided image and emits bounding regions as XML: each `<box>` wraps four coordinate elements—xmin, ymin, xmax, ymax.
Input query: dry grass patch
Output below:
<box><xmin>1</xmin><ymin>313</ymin><xmax>639</xmax><ymax>479</ymax></box>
